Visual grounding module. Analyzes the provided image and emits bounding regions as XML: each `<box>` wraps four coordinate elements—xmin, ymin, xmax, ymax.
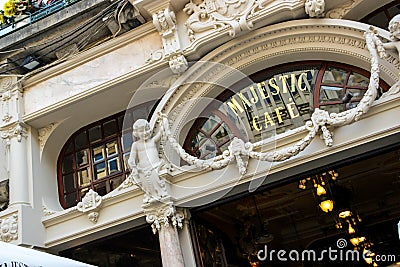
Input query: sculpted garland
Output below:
<box><xmin>122</xmin><ymin>23</ymin><xmax>398</xmax><ymax>203</ymax></box>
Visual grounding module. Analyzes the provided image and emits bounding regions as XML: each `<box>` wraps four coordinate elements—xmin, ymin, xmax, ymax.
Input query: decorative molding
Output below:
<box><xmin>0</xmin><ymin>212</ymin><xmax>18</xmax><ymax>242</ymax></box>
<box><xmin>77</xmin><ymin>189</ymin><xmax>102</xmax><ymax>223</ymax></box>
<box><xmin>42</xmin><ymin>203</ymin><xmax>57</xmax><ymax>217</ymax></box>
<box><xmin>183</xmin><ymin>0</ymin><xmax>271</xmax><ymax>41</ymax></box>
<box><xmin>1</xmin><ymin>123</ymin><xmax>28</xmax><ymax>143</ymax></box>
<box><xmin>305</xmin><ymin>0</ymin><xmax>325</xmax><ymax>18</ymax></box>
<box><xmin>38</xmin><ymin>122</ymin><xmax>59</xmax><ymax>152</ymax></box>
<box><xmin>326</xmin><ymin>0</ymin><xmax>360</xmax><ymax>19</ymax></box>
<box><xmin>152</xmin><ymin>5</ymin><xmax>188</xmax><ymax>74</ymax></box>
<box><xmin>143</xmin><ymin>202</ymin><xmax>184</xmax><ymax>234</ymax></box>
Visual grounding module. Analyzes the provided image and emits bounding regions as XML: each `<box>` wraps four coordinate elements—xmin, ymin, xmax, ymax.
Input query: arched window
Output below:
<box><xmin>58</xmin><ymin>103</ymin><xmax>156</xmax><ymax>209</ymax></box>
<box><xmin>361</xmin><ymin>0</ymin><xmax>400</xmax><ymax>29</ymax></box>
<box><xmin>184</xmin><ymin>62</ymin><xmax>389</xmax><ymax>159</ymax></box>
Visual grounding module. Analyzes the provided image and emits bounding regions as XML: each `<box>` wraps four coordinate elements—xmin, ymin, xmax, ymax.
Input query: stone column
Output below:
<box><xmin>0</xmin><ymin>77</ymin><xmax>30</xmax><ymax>206</ymax></box>
<box><xmin>144</xmin><ymin>201</ymin><xmax>185</xmax><ymax>267</ymax></box>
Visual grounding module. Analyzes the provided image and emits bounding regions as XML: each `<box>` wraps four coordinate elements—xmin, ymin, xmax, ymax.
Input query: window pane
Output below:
<box><xmin>65</xmin><ymin>192</ymin><xmax>77</xmax><ymax>207</ymax></box>
<box><xmin>92</xmin><ymin>146</ymin><xmax>105</xmax><ymax>162</ymax></box>
<box><xmin>89</xmin><ymin>125</ymin><xmax>102</xmax><ymax>143</ymax></box>
<box><xmin>322</xmin><ymin>67</ymin><xmax>347</xmax><ymax>84</ymax></box>
<box><xmin>104</xmin><ymin>120</ymin><xmax>118</xmax><ymax>138</ymax></box>
<box><xmin>348</xmin><ymin>73</ymin><xmax>369</xmax><ymax>87</ymax></box>
<box><xmin>320</xmin><ymin>86</ymin><xmax>343</xmax><ymax>102</ymax></box>
<box><xmin>62</xmin><ymin>154</ymin><xmax>74</xmax><ymax>173</ymax></box>
<box><xmin>75</xmin><ymin>131</ymin><xmax>87</xmax><ymax>150</ymax></box>
<box><xmin>108</xmin><ymin>157</ymin><xmax>120</xmax><ymax>174</ymax></box>
<box><xmin>346</xmin><ymin>89</ymin><xmax>366</xmax><ymax>99</ymax></box>
<box><xmin>76</xmin><ymin>149</ymin><xmax>89</xmax><ymax>167</ymax></box>
<box><xmin>78</xmin><ymin>168</ymin><xmax>91</xmax><ymax>187</ymax></box>
<box><xmin>80</xmin><ymin>187</ymin><xmax>89</xmax><ymax>198</ymax></box>
<box><xmin>65</xmin><ymin>142</ymin><xmax>73</xmax><ymax>153</ymax></box>
<box><xmin>121</xmin><ymin>131</ymin><xmax>133</xmax><ymax>152</ymax></box>
<box><xmin>346</xmin><ymin>101</ymin><xmax>359</xmax><ymax>110</ymax></box>
<box><xmin>62</xmin><ymin>173</ymin><xmax>75</xmax><ymax>193</ymax></box>
<box><xmin>94</xmin><ymin>182</ymin><xmax>107</xmax><ymax>196</ymax></box>
<box><xmin>106</xmin><ymin>141</ymin><xmax>118</xmax><ymax>157</ymax></box>
<box><xmin>319</xmin><ymin>104</ymin><xmax>344</xmax><ymax>114</ymax></box>
<box><xmin>110</xmin><ymin>176</ymin><xmax>124</xmax><ymax>191</ymax></box>
<box><xmin>94</xmin><ymin>162</ymin><xmax>106</xmax><ymax>180</ymax></box>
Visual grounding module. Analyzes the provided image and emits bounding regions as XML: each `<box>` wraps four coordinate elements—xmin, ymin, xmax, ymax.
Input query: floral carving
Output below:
<box><xmin>183</xmin><ymin>0</ymin><xmax>270</xmax><ymax>41</ymax></box>
<box><xmin>77</xmin><ymin>189</ymin><xmax>102</xmax><ymax>223</ymax></box>
<box><xmin>305</xmin><ymin>0</ymin><xmax>325</xmax><ymax>18</ymax></box>
<box><xmin>38</xmin><ymin>122</ymin><xmax>59</xmax><ymax>152</ymax></box>
<box><xmin>0</xmin><ymin>212</ymin><xmax>18</xmax><ymax>242</ymax></box>
<box><xmin>1</xmin><ymin>123</ymin><xmax>27</xmax><ymax>143</ymax></box>
<box><xmin>144</xmin><ymin>202</ymin><xmax>184</xmax><ymax>234</ymax></box>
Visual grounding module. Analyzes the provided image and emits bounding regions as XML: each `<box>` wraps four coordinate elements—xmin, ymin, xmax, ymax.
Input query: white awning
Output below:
<box><xmin>0</xmin><ymin>241</ymin><xmax>97</xmax><ymax>267</ymax></box>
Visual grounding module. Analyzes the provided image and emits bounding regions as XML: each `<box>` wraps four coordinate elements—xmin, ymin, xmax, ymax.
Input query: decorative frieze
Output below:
<box><xmin>0</xmin><ymin>212</ymin><xmax>18</xmax><ymax>242</ymax></box>
<box><xmin>77</xmin><ymin>189</ymin><xmax>102</xmax><ymax>223</ymax></box>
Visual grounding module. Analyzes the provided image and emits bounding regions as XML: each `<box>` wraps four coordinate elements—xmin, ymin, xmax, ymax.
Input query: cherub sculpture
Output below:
<box><xmin>128</xmin><ymin>118</ymin><xmax>168</xmax><ymax>203</ymax></box>
<box><xmin>382</xmin><ymin>14</ymin><xmax>400</xmax><ymax>59</ymax></box>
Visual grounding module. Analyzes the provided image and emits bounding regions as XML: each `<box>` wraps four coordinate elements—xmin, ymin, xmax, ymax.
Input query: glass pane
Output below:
<box><xmin>211</xmin><ymin>124</ymin><xmax>230</xmax><ymax>145</ymax></box>
<box><xmin>75</xmin><ymin>131</ymin><xmax>87</xmax><ymax>150</ymax></box>
<box><xmin>320</xmin><ymin>104</ymin><xmax>344</xmax><ymax>114</ymax></box>
<box><xmin>76</xmin><ymin>149</ymin><xmax>89</xmax><ymax>167</ymax></box>
<box><xmin>320</xmin><ymin>86</ymin><xmax>343</xmax><ymax>102</ymax></box>
<box><xmin>118</xmin><ymin>115</ymin><xmax>124</xmax><ymax>131</ymax></box>
<box><xmin>198</xmin><ymin>139</ymin><xmax>217</xmax><ymax>159</ymax></box>
<box><xmin>108</xmin><ymin>157</ymin><xmax>121</xmax><ymax>174</ymax></box>
<box><xmin>106</xmin><ymin>141</ymin><xmax>118</xmax><ymax>157</ymax></box>
<box><xmin>346</xmin><ymin>89</ymin><xmax>366</xmax><ymax>99</ymax></box>
<box><xmin>346</xmin><ymin>101</ymin><xmax>359</xmax><ymax>110</ymax></box>
<box><xmin>348</xmin><ymin>73</ymin><xmax>369</xmax><ymax>87</ymax></box>
<box><xmin>89</xmin><ymin>125</ymin><xmax>102</xmax><ymax>143</ymax></box>
<box><xmin>322</xmin><ymin>67</ymin><xmax>347</xmax><ymax>84</ymax></box>
<box><xmin>368</xmin><ymin>12</ymin><xmax>389</xmax><ymax>29</ymax></box>
<box><xmin>62</xmin><ymin>173</ymin><xmax>75</xmax><ymax>193</ymax></box>
<box><xmin>92</xmin><ymin>146</ymin><xmax>105</xmax><ymax>162</ymax></box>
<box><xmin>62</xmin><ymin>154</ymin><xmax>74</xmax><ymax>173</ymax></box>
<box><xmin>110</xmin><ymin>176</ymin><xmax>124</xmax><ymax>191</ymax></box>
<box><xmin>65</xmin><ymin>142</ymin><xmax>73</xmax><ymax>153</ymax></box>
<box><xmin>103</xmin><ymin>120</ymin><xmax>118</xmax><ymax>138</ymax></box>
<box><xmin>65</xmin><ymin>193</ymin><xmax>77</xmax><ymax>207</ymax></box>
<box><xmin>94</xmin><ymin>162</ymin><xmax>106</xmax><ymax>180</ymax></box>
<box><xmin>78</xmin><ymin>168</ymin><xmax>91</xmax><ymax>187</ymax></box>
<box><xmin>80</xmin><ymin>187</ymin><xmax>89</xmax><ymax>198</ymax></box>
<box><xmin>388</xmin><ymin>5</ymin><xmax>400</xmax><ymax>17</ymax></box>
<box><xmin>121</xmin><ymin>132</ymin><xmax>133</xmax><ymax>152</ymax></box>
<box><xmin>94</xmin><ymin>182</ymin><xmax>107</xmax><ymax>196</ymax></box>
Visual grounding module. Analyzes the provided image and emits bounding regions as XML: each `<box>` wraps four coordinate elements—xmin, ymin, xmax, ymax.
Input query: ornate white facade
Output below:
<box><xmin>0</xmin><ymin>0</ymin><xmax>399</xmax><ymax>266</ymax></box>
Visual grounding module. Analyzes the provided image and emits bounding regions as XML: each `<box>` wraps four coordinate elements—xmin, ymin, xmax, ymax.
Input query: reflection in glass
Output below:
<box><xmin>320</xmin><ymin>86</ymin><xmax>343</xmax><ymax>102</ymax></box>
<box><xmin>78</xmin><ymin>168</ymin><xmax>91</xmax><ymax>187</ymax></box>
<box><xmin>92</xmin><ymin>146</ymin><xmax>104</xmax><ymax>162</ymax></box>
<box><xmin>89</xmin><ymin>125</ymin><xmax>102</xmax><ymax>143</ymax></box>
<box><xmin>320</xmin><ymin>104</ymin><xmax>344</xmax><ymax>113</ymax></box>
<box><xmin>346</xmin><ymin>89</ymin><xmax>366</xmax><ymax>99</ymax></box>
<box><xmin>94</xmin><ymin>162</ymin><xmax>106</xmax><ymax>179</ymax></box>
<box><xmin>348</xmin><ymin>73</ymin><xmax>369</xmax><ymax>87</ymax></box>
<box><xmin>110</xmin><ymin>176</ymin><xmax>124</xmax><ymax>191</ymax></box>
<box><xmin>75</xmin><ymin>131</ymin><xmax>87</xmax><ymax>150</ymax></box>
<box><xmin>65</xmin><ymin>193</ymin><xmax>76</xmax><ymax>207</ymax></box>
<box><xmin>108</xmin><ymin>158</ymin><xmax>120</xmax><ymax>174</ymax></box>
<box><xmin>322</xmin><ymin>67</ymin><xmax>347</xmax><ymax>84</ymax></box>
<box><xmin>94</xmin><ymin>182</ymin><xmax>107</xmax><ymax>196</ymax></box>
<box><xmin>76</xmin><ymin>149</ymin><xmax>89</xmax><ymax>167</ymax></box>
<box><xmin>103</xmin><ymin>120</ymin><xmax>117</xmax><ymax>138</ymax></box>
<box><xmin>106</xmin><ymin>141</ymin><xmax>118</xmax><ymax>157</ymax></box>
<box><xmin>80</xmin><ymin>188</ymin><xmax>89</xmax><ymax>198</ymax></box>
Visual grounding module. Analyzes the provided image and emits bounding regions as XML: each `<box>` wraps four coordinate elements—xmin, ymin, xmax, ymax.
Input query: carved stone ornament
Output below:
<box><xmin>154</xmin><ymin>27</ymin><xmax>390</xmax><ymax>176</ymax></box>
<box><xmin>38</xmin><ymin>122</ymin><xmax>59</xmax><ymax>152</ymax></box>
<box><xmin>77</xmin><ymin>189</ymin><xmax>102</xmax><ymax>223</ymax></box>
<box><xmin>305</xmin><ymin>0</ymin><xmax>325</xmax><ymax>18</ymax></box>
<box><xmin>183</xmin><ymin>0</ymin><xmax>271</xmax><ymax>41</ymax></box>
<box><xmin>144</xmin><ymin>202</ymin><xmax>184</xmax><ymax>234</ymax></box>
<box><xmin>152</xmin><ymin>7</ymin><xmax>188</xmax><ymax>74</ymax></box>
<box><xmin>0</xmin><ymin>212</ymin><xmax>18</xmax><ymax>242</ymax></box>
<box><xmin>1</xmin><ymin>123</ymin><xmax>27</xmax><ymax>143</ymax></box>
<box><xmin>326</xmin><ymin>0</ymin><xmax>360</xmax><ymax>19</ymax></box>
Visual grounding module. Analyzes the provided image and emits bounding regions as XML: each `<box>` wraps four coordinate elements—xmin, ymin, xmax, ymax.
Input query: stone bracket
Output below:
<box><xmin>77</xmin><ymin>189</ymin><xmax>102</xmax><ymax>223</ymax></box>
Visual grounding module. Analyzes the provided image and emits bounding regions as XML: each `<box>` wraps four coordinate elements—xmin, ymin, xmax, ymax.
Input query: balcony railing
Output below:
<box><xmin>0</xmin><ymin>0</ymin><xmax>80</xmax><ymax>37</ymax></box>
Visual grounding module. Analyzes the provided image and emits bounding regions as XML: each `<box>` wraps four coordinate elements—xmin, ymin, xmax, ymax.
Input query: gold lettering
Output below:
<box><xmin>252</xmin><ymin>115</ymin><xmax>262</xmax><ymax>131</ymax></box>
<box><xmin>227</xmin><ymin>98</ymin><xmax>245</xmax><ymax>115</ymax></box>
<box><xmin>257</xmin><ymin>82</ymin><xmax>269</xmax><ymax>99</ymax></box>
<box><xmin>298</xmin><ymin>72</ymin><xmax>308</xmax><ymax>91</ymax></box>
<box><xmin>275</xmin><ymin>107</ymin><xmax>285</xmax><ymax>123</ymax></box>
<box><xmin>264</xmin><ymin>112</ymin><xmax>275</xmax><ymax>127</ymax></box>
<box><xmin>291</xmin><ymin>73</ymin><xmax>296</xmax><ymax>92</ymax></box>
<box><xmin>269</xmin><ymin>77</ymin><xmax>280</xmax><ymax>95</ymax></box>
<box><xmin>279</xmin><ymin>75</ymin><xmax>289</xmax><ymax>93</ymax></box>
<box><xmin>239</xmin><ymin>92</ymin><xmax>252</xmax><ymax>109</ymax></box>
<box><xmin>249</xmin><ymin>86</ymin><xmax>259</xmax><ymax>104</ymax></box>
<box><xmin>287</xmin><ymin>99</ymin><xmax>299</xmax><ymax>119</ymax></box>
